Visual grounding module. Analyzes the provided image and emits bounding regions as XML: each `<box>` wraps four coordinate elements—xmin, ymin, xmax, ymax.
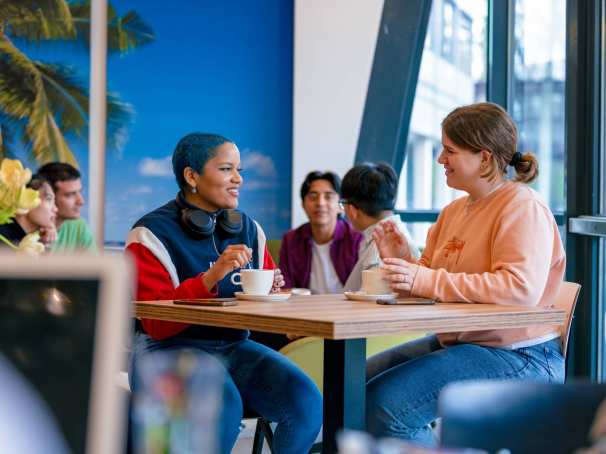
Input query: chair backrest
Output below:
<box><xmin>554</xmin><ymin>281</ymin><xmax>581</xmax><ymax>358</ymax></box>
<box><xmin>439</xmin><ymin>380</ymin><xmax>606</xmax><ymax>454</ymax></box>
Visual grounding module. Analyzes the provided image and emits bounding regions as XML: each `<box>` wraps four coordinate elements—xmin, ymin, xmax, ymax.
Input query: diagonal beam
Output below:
<box><xmin>354</xmin><ymin>0</ymin><xmax>432</xmax><ymax>174</ymax></box>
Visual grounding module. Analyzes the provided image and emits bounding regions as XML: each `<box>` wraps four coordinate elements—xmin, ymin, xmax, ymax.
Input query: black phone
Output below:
<box><xmin>173</xmin><ymin>298</ymin><xmax>238</xmax><ymax>307</ymax></box>
<box><xmin>376</xmin><ymin>297</ymin><xmax>435</xmax><ymax>305</ymax></box>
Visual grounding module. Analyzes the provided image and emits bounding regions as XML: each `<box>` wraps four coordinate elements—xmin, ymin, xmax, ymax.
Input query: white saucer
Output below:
<box><xmin>235</xmin><ymin>292</ymin><xmax>292</xmax><ymax>302</ymax></box>
<box><xmin>344</xmin><ymin>291</ymin><xmax>398</xmax><ymax>302</ymax></box>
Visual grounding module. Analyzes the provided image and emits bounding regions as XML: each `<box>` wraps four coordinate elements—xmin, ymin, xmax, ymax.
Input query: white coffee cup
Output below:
<box><xmin>230</xmin><ymin>269</ymin><xmax>274</xmax><ymax>295</ymax></box>
<box><xmin>361</xmin><ymin>269</ymin><xmax>391</xmax><ymax>295</ymax></box>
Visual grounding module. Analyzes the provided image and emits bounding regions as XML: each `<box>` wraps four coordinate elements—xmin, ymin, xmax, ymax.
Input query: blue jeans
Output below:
<box><xmin>365</xmin><ymin>335</ymin><xmax>564</xmax><ymax>446</ymax></box>
<box><xmin>130</xmin><ymin>333</ymin><xmax>323</xmax><ymax>454</ymax></box>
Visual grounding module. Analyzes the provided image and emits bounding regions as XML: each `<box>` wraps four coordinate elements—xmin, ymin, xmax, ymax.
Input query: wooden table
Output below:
<box><xmin>135</xmin><ymin>294</ymin><xmax>566</xmax><ymax>453</ymax></box>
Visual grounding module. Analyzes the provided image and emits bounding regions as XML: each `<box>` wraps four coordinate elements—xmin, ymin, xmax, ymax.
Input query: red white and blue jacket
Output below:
<box><xmin>126</xmin><ymin>198</ymin><xmax>276</xmax><ymax>341</ymax></box>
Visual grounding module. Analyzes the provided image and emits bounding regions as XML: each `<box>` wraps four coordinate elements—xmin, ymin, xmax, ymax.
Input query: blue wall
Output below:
<box><xmin>16</xmin><ymin>0</ymin><xmax>293</xmax><ymax>243</ymax></box>
<box><xmin>103</xmin><ymin>0</ymin><xmax>293</xmax><ymax>242</ymax></box>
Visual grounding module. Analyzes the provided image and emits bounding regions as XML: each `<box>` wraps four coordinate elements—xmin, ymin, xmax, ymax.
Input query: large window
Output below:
<box><xmin>397</xmin><ymin>0</ymin><xmax>487</xmax><ymax>245</ymax></box>
<box><xmin>511</xmin><ymin>0</ymin><xmax>566</xmax><ymax>213</ymax></box>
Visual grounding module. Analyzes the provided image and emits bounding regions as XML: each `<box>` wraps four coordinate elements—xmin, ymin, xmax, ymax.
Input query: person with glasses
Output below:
<box><xmin>278</xmin><ymin>171</ymin><xmax>363</xmax><ymax>295</ymax></box>
<box><xmin>339</xmin><ymin>162</ymin><xmax>420</xmax><ymax>293</ymax></box>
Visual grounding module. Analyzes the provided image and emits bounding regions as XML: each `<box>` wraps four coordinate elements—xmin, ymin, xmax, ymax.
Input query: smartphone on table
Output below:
<box><xmin>173</xmin><ymin>298</ymin><xmax>238</xmax><ymax>307</ymax></box>
<box><xmin>376</xmin><ymin>297</ymin><xmax>435</xmax><ymax>305</ymax></box>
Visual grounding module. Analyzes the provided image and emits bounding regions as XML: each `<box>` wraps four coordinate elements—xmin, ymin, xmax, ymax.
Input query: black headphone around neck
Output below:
<box><xmin>176</xmin><ymin>191</ymin><xmax>243</xmax><ymax>238</ymax></box>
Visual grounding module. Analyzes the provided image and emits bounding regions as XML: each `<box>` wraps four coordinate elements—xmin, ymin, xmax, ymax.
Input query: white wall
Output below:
<box><xmin>292</xmin><ymin>0</ymin><xmax>384</xmax><ymax>227</ymax></box>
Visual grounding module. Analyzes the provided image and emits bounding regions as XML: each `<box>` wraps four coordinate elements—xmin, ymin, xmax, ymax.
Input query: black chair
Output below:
<box><xmin>251</xmin><ymin>415</ymin><xmax>322</xmax><ymax>454</ymax></box>
<box><xmin>438</xmin><ymin>381</ymin><xmax>606</xmax><ymax>454</ymax></box>
<box><xmin>251</xmin><ymin>416</ymin><xmax>274</xmax><ymax>454</ymax></box>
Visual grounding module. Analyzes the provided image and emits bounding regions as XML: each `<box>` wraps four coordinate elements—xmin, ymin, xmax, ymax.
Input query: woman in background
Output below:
<box><xmin>0</xmin><ymin>176</ymin><xmax>57</xmax><ymax>249</ymax></box>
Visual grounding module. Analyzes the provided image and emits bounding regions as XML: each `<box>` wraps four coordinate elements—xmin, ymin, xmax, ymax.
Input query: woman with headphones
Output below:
<box><xmin>126</xmin><ymin>133</ymin><xmax>322</xmax><ymax>454</ymax></box>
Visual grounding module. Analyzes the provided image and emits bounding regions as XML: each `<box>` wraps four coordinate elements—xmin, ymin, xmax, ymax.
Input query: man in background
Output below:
<box><xmin>250</xmin><ymin>171</ymin><xmax>363</xmax><ymax>351</ymax></box>
<box><xmin>279</xmin><ymin>170</ymin><xmax>363</xmax><ymax>294</ymax></box>
<box><xmin>36</xmin><ymin>163</ymin><xmax>96</xmax><ymax>253</ymax></box>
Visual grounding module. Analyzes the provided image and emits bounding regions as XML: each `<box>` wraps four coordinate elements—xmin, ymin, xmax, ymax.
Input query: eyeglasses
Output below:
<box><xmin>338</xmin><ymin>199</ymin><xmax>351</xmax><ymax>210</ymax></box>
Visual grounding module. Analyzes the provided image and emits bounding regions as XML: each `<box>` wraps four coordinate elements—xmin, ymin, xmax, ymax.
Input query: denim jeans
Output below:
<box><xmin>130</xmin><ymin>333</ymin><xmax>323</xmax><ymax>454</ymax></box>
<box><xmin>365</xmin><ymin>335</ymin><xmax>564</xmax><ymax>446</ymax></box>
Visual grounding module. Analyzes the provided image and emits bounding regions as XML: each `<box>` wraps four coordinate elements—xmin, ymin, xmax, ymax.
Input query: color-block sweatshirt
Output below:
<box><xmin>126</xmin><ymin>199</ymin><xmax>275</xmax><ymax>341</ymax></box>
<box><xmin>410</xmin><ymin>181</ymin><xmax>566</xmax><ymax>348</ymax></box>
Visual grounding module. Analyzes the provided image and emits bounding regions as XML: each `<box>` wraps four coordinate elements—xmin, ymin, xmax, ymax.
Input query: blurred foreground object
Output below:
<box><xmin>0</xmin><ymin>252</ymin><xmax>133</xmax><ymax>453</ymax></box>
<box><xmin>131</xmin><ymin>350</ymin><xmax>225</xmax><ymax>454</ymax></box>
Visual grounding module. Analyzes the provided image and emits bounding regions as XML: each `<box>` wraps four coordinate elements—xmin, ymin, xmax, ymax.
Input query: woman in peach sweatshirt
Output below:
<box><xmin>365</xmin><ymin>102</ymin><xmax>566</xmax><ymax>445</ymax></box>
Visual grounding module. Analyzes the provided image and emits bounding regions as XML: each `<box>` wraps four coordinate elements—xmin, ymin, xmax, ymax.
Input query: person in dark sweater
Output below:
<box><xmin>126</xmin><ymin>133</ymin><xmax>322</xmax><ymax>454</ymax></box>
<box><xmin>0</xmin><ymin>177</ymin><xmax>57</xmax><ymax>250</ymax></box>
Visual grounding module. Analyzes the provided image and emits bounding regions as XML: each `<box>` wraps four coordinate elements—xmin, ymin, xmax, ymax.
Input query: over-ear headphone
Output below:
<box><xmin>176</xmin><ymin>191</ymin><xmax>243</xmax><ymax>238</ymax></box>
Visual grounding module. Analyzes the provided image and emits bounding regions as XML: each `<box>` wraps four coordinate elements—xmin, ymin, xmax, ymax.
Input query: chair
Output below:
<box><xmin>277</xmin><ymin>334</ymin><xmax>424</xmax><ymax>391</ymax></box>
<box><xmin>438</xmin><ymin>381</ymin><xmax>606</xmax><ymax>454</ymax></box>
<box><xmin>554</xmin><ymin>281</ymin><xmax>581</xmax><ymax>358</ymax></box>
<box><xmin>251</xmin><ymin>238</ymin><xmax>424</xmax><ymax>452</ymax></box>
<box><xmin>252</xmin><ymin>416</ymin><xmax>321</xmax><ymax>454</ymax></box>
<box><xmin>437</xmin><ymin>281</ymin><xmax>584</xmax><ymax>454</ymax></box>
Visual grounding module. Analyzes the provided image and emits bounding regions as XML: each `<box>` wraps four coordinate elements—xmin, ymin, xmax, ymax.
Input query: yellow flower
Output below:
<box><xmin>0</xmin><ymin>159</ymin><xmax>32</xmax><ymax>190</ymax></box>
<box><xmin>15</xmin><ymin>187</ymin><xmax>40</xmax><ymax>215</ymax></box>
<box><xmin>17</xmin><ymin>232</ymin><xmax>45</xmax><ymax>256</ymax></box>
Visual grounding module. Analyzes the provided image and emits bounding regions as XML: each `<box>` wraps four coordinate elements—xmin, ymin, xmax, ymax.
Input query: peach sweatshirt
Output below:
<box><xmin>410</xmin><ymin>181</ymin><xmax>565</xmax><ymax>348</ymax></box>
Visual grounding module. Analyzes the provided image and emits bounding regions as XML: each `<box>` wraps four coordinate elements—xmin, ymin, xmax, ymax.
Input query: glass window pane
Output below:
<box><xmin>397</xmin><ymin>0</ymin><xmax>487</xmax><ymax>246</ymax></box>
<box><xmin>511</xmin><ymin>0</ymin><xmax>566</xmax><ymax>213</ymax></box>
<box><xmin>404</xmin><ymin>222</ymin><xmax>433</xmax><ymax>253</ymax></box>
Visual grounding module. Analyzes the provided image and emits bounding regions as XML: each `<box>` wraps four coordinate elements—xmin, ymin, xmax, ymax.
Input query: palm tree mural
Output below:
<box><xmin>0</xmin><ymin>0</ymin><xmax>154</xmax><ymax>166</ymax></box>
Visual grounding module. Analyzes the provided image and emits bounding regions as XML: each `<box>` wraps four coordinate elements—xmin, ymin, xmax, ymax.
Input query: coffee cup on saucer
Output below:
<box><xmin>230</xmin><ymin>269</ymin><xmax>274</xmax><ymax>295</ymax></box>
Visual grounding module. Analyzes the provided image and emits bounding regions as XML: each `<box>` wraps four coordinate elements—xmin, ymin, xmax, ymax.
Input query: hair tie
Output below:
<box><xmin>509</xmin><ymin>151</ymin><xmax>523</xmax><ymax>167</ymax></box>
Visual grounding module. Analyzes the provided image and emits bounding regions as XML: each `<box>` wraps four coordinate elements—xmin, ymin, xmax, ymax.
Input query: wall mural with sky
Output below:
<box><xmin>1</xmin><ymin>0</ymin><xmax>293</xmax><ymax>244</ymax></box>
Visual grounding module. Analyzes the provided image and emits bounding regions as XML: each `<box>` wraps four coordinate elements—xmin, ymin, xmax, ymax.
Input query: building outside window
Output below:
<box><xmin>398</xmin><ymin>0</ymin><xmax>566</xmax><ymax>248</ymax></box>
<box><xmin>397</xmin><ymin>0</ymin><xmax>487</xmax><ymax>245</ymax></box>
<box><xmin>511</xmin><ymin>0</ymin><xmax>566</xmax><ymax>213</ymax></box>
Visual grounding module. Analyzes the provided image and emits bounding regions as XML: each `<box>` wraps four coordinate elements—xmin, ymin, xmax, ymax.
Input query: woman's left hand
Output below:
<box><xmin>382</xmin><ymin>257</ymin><xmax>420</xmax><ymax>293</ymax></box>
<box><xmin>271</xmin><ymin>268</ymin><xmax>285</xmax><ymax>293</ymax></box>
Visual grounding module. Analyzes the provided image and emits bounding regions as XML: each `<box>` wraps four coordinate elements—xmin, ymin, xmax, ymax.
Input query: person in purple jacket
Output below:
<box><xmin>249</xmin><ymin>171</ymin><xmax>363</xmax><ymax>350</ymax></box>
<box><xmin>280</xmin><ymin>171</ymin><xmax>363</xmax><ymax>293</ymax></box>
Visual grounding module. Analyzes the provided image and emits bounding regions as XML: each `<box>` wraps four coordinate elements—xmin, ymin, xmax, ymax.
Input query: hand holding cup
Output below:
<box><xmin>382</xmin><ymin>258</ymin><xmax>420</xmax><ymax>293</ymax></box>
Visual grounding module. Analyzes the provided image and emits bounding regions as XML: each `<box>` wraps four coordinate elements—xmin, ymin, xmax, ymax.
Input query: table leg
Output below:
<box><xmin>322</xmin><ymin>338</ymin><xmax>367</xmax><ymax>454</ymax></box>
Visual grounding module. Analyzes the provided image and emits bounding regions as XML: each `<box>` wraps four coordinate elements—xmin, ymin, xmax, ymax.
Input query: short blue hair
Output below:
<box><xmin>172</xmin><ymin>133</ymin><xmax>233</xmax><ymax>189</ymax></box>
